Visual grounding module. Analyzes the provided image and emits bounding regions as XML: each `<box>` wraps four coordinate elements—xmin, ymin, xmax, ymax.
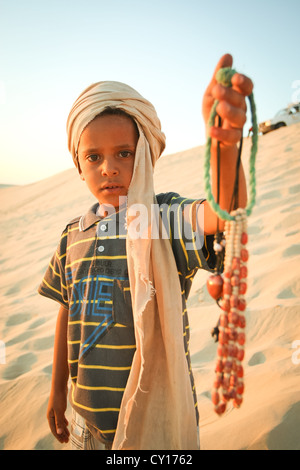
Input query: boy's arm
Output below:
<box><xmin>47</xmin><ymin>305</ymin><xmax>70</xmax><ymax>444</ymax></box>
<box><xmin>201</xmin><ymin>53</ymin><xmax>253</xmax><ymax>234</ymax></box>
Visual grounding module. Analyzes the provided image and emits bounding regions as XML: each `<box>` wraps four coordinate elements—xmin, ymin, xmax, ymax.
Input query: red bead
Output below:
<box><xmin>219</xmin><ymin>331</ymin><xmax>228</xmax><ymax>344</ymax></box>
<box><xmin>216</xmin><ymin>359</ymin><xmax>224</xmax><ymax>372</ymax></box>
<box><xmin>224</xmin><ymin>269</ymin><xmax>232</xmax><ymax>279</ymax></box>
<box><xmin>230</xmin><ymin>375</ymin><xmax>237</xmax><ymax>387</ymax></box>
<box><xmin>215</xmin><ymin>402</ymin><xmax>226</xmax><ymax>415</ymax></box>
<box><xmin>207</xmin><ymin>274</ymin><xmax>223</xmax><ymax>300</ymax></box>
<box><xmin>239</xmin><ymin>282</ymin><xmax>247</xmax><ymax>294</ymax></box>
<box><xmin>228</xmin><ymin>311</ymin><xmax>239</xmax><ymax>326</ymax></box>
<box><xmin>224</xmin><ymin>360</ymin><xmax>233</xmax><ymax>373</ymax></box>
<box><xmin>238</xmin><ymin>299</ymin><xmax>246</xmax><ymax>311</ymax></box>
<box><xmin>237</xmin><ymin>348</ymin><xmax>245</xmax><ymax>361</ymax></box>
<box><xmin>236</xmin><ymin>381</ymin><xmax>244</xmax><ymax>395</ymax></box>
<box><xmin>226</xmin><ymin>326</ymin><xmax>238</xmax><ymax>341</ymax></box>
<box><xmin>220</xmin><ymin>299</ymin><xmax>230</xmax><ymax>312</ymax></box>
<box><xmin>241</xmin><ymin>232</ymin><xmax>248</xmax><ymax>244</ymax></box>
<box><xmin>231</xmin><ymin>275</ymin><xmax>240</xmax><ymax>287</ymax></box>
<box><xmin>241</xmin><ymin>248</ymin><xmax>249</xmax><ymax>262</ymax></box>
<box><xmin>212</xmin><ymin>390</ymin><xmax>220</xmax><ymax>405</ymax></box>
<box><xmin>236</xmin><ymin>364</ymin><xmax>244</xmax><ymax>378</ymax></box>
<box><xmin>219</xmin><ymin>314</ymin><xmax>228</xmax><ymax>328</ymax></box>
<box><xmin>230</xmin><ymin>295</ymin><xmax>238</xmax><ymax>308</ymax></box>
<box><xmin>223</xmin><ymin>282</ymin><xmax>232</xmax><ymax>295</ymax></box>
<box><xmin>213</xmin><ymin>376</ymin><xmax>222</xmax><ymax>389</ymax></box>
<box><xmin>232</xmin><ymin>257</ymin><xmax>240</xmax><ymax>271</ymax></box>
<box><xmin>222</xmin><ymin>389</ymin><xmax>230</xmax><ymax>401</ymax></box>
<box><xmin>222</xmin><ymin>375</ymin><xmax>230</xmax><ymax>390</ymax></box>
<box><xmin>238</xmin><ymin>332</ymin><xmax>246</xmax><ymax>345</ymax></box>
<box><xmin>227</xmin><ymin>344</ymin><xmax>238</xmax><ymax>358</ymax></box>
<box><xmin>217</xmin><ymin>344</ymin><xmax>228</xmax><ymax>358</ymax></box>
<box><xmin>238</xmin><ymin>315</ymin><xmax>246</xmax><ymax>329</ymax></box>
<box><xmin>233</xmin><ymin>397</ymin><xmax>243</xmax><ymax>408</ymax></box>
<box><xmin>240</xmin><ymin>266</ymin><xmax>248</xmax><ymax>279</ymax></box>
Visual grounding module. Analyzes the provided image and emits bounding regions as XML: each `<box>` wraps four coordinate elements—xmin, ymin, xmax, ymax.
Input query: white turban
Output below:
<box><xmin>67</xmin><ymin>81</ymin><xmax>165</xmax><ymax>169</ymax></box>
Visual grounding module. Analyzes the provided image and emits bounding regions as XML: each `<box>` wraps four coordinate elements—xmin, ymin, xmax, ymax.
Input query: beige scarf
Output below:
<box><xmin>67</xmin><ymin>81</ymin><xmax>198</xmax><ymax>450</ymax></box>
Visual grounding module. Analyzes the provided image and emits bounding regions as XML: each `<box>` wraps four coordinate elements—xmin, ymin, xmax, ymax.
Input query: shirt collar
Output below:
<box><xmin>79</xmin><ymin>202</ymin><xmax>127</xmax><ymax>232</ymax></box>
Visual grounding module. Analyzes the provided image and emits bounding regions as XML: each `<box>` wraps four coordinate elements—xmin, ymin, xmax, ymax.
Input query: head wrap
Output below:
<box><xmin>66</xmin><ymin>82</ymin><xmax>198</xmax><ymax>450</ymax></box>
<box><xmin>67</xmin><ymin>81</ymin><xmax>165</xmax><ymax>169</ymax></box>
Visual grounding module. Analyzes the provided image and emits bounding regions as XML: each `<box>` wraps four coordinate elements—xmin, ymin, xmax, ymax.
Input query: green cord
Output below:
<box><xmin>204</xmin><ymin>67</ymin><xmax>258</xmax><ymax>221</ymax></box>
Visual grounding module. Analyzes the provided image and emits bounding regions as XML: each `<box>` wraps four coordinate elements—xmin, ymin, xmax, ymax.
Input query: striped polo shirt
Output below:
<box><xmin>38</xmin><ymin>192</ymin><xmax>216</xmax><ymax>444</ymax></box>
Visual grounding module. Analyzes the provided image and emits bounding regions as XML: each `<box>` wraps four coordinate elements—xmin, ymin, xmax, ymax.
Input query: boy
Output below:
<box><xmin>38</xmin><ymin>54</ymin><xmax>252</xmax><ymax>450</ymax></box>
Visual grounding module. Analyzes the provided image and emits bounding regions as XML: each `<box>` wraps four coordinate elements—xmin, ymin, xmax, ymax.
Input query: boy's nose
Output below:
<box><xmin>101</xmin><ymin>158</ymin><xmax>118</xmax><ymax>176</ymax></box>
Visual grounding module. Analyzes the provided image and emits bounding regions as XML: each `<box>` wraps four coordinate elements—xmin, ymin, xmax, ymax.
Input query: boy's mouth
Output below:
<box><xmin>100</xmin><ymin>183</ymin><xmax>123</xmax><ymax>193</ymax></box>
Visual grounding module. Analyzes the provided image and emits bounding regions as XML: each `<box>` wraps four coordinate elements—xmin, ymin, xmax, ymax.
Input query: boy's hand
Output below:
<box><xmin>47</xmin><ymin>390</ymin><xmax>70</xmax><ymax>444</ymax></box>
<box><xmin>202</xmin><ymin>53</ymin><xmax>253</xmax><ymax>147</ymax></box>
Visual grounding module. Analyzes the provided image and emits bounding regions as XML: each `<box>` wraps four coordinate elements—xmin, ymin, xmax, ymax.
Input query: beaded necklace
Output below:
<box><xmin>204</xmin><ymin>67</ymin><xmax>258</xmax><ymax>415</ymax></box>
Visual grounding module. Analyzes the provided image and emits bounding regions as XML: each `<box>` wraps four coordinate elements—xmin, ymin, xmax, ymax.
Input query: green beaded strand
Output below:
<box><xmin>204</xmin><ymin>67</ymin><xmax>258</xmax><ymax>221</ymax></box>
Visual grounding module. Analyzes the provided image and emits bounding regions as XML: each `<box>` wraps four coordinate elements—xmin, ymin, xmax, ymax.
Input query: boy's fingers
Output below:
<box><xmin>205</xmin><ymin>53</ymin><xmax>233</xmax><ymax>95</ymax></box>
<box><xmin>216</xmin><ymin>101</ymin><xmax>247</xmax><ymax>128</ymax></box>
<box><xmin>55</xmin><ymin>416</ymin><xmax>70</xmax><ymax>441</ymax></box>
<box><xmin>210</xmin><ymin>126</ymin><xmax>242</xmax><ymax>147</ymax></box>
<box><xmin>212</xmin><ymin>83</ymin><xmax>247</xmax><ymax>111</ymax></box>
<box><xmin>56</xmin><ymin>415</ymin><xmax>68</xmax><ymax>433</ymax></box>
<box><xmin>48</xmin><ymin>409</ymin><xmax>69</xmax><ymax>442</ymax></box>
<box><xmin>231</xmin><ymin>73</ymin><xmax>253</xmax><ymax>96</ymax></box>
<box><xmin>203</xmin><ymin>54</ymin><xmax>233</xmax><ymax>123</ymax></box>
<box><xmin>48</xmin><ymin>412</ymin><xmax>57</xmax><ymax>435</ymax></box>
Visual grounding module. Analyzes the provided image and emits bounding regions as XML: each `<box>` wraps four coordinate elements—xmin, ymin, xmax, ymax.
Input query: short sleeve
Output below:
<box><xmin>156</xmin><ymin>192</ymin><xmax>216</xmax><ymax>275</ymax></box>
<box><xmin>38</xmin><ymin>230</ymin><xmax>69</xmax><ymax>309</ymax></box>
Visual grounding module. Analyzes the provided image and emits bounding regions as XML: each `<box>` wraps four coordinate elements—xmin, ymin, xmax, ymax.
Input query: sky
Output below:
<box><xmin>0</xmin><ymin>0</ymin><xmax>299</xmax><ymax>185</ymax></box>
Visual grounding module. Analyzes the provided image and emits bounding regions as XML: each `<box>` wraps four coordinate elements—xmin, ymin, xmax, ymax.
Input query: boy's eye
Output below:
<box><xmin>119</xmin><ymin>150</ymin><xmax>133</xmax><ymax>158</ymax></box>
<box><xmin>87</xmin><ymin>154</ymin><xmax>100</xmax><ymax>162</ymax></box>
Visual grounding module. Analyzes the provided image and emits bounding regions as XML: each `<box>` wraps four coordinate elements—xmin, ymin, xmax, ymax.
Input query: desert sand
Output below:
<box><xmin>1</xmin><ymin>122</ymin><xmax>300</xmax><ymax>450</ymax></box>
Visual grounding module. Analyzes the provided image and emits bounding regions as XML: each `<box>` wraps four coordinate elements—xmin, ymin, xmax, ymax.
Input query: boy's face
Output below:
<box><xmin>77</xmin><ymin>113</ymin><xmax>138</xmax><ymax>209</ymax></box>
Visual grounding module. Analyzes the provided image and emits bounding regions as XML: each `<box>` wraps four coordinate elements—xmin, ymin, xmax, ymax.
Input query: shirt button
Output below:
<box><xmin>100</xmin><ymin>224</ymin><xmax>107</xmax><ymax>232</ymax></box>
<box><xmin>98</xmin><ymin>245</ymin><xmax>105</xmax><ymax>252</ymax></box>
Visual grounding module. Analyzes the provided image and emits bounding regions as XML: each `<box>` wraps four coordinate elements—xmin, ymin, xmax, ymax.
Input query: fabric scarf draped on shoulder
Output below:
<box><xmin>67</xmin><ymin>81</ymin><xmax>198</xmax><ymax>450</ymax></box>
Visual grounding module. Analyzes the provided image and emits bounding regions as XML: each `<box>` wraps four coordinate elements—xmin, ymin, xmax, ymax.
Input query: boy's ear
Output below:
<box><xmin>77</xmin><ymin>162</ymin><xmax>85</xmax><ymax>181</ymax></box>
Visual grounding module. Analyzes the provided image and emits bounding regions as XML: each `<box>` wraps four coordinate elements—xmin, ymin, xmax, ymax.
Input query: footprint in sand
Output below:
<box><xmin>5</xmin><ymin>313</ymin><xmax>32</xmax><ymax>327</ymax></box>
<box><xmin>2</xmin><ymin>352</ymin><xmax>37</xmax><ymax>380</ymax></box>
<box><xmin>262</xmin><ymin>189</ymin><xmax>281</xmax><ymax>200</ymax></box>
<box><xmin>248</xmin><ymin>351</ymin><xmax>266</xmax><ymax>366</ymax></box>
<box><xmin>42</xmin><ymin>364</ymin><xmax>53</xmax><ymax>375</ymax></box>
<box><xmin>288</xmin><ymin>183</ymin><xmax>300</xmax><ymax>195</ymax></box>
<box><xmin>282</xmin><ymin>244</ymin><xmax>300</xmax><ymax>258</ymax></box>
<box><xmin>275</xmin><ymin>212</ymin><xmax>300</xmax><ymax>230</ymax></box>
<box><xmin>277</xmin><ymin>278</ymin><xmax>300</xmax><ymax>300</ymax></box>
<box><xmin>252</xmin><ymin>243</ymin><xmax>277</xmax><ymax>256</ymax></box>
<box><xmin>267</xmin><ymin>401</ymin><xmax>300</xmax><ymax>450</ymax></box>
<box><xmin>28</xmin><ymin>335</ymin><xmax>54</xmax><ymax>351</ymax></box>
<box><xmin>200</xmin><ymin>390</ymin><xmax>211</xmax><ymax>400</ymax></box>
<box><xmin>255</xmin><ymin>189</ymin><xmax>281</xmax><ymax>208</ymax></box>
<box><xmin>247</xmin><ymin>224</ymin><xmax>262</xmax><ymax>236</ymax></box>
<box><xmin>34</xmin><ymin>435</ymin><xmax>55</xmax><ymax>450</ymax></box>
<box><xmin>286</xmin><ymin>229</ymin><xmax>300</xmax><ymax>237</ymax></box>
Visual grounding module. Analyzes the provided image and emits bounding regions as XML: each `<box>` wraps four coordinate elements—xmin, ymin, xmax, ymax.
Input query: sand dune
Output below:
<box><xmin>1</xmin><ymin>122</ymin><xmax>300</xmax><ymax>450</ymax></box>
